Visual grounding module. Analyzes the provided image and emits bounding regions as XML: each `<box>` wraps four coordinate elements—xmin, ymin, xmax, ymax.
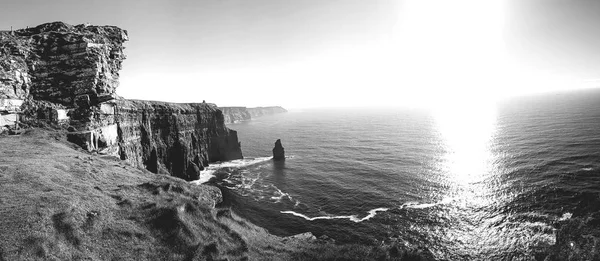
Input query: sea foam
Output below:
<box><xmin>400</xmin><ymin>197</ymin><xmax>455</xmax><ymax>209</ymax></box>
<box><xmin>281</xmin><ymin>208</ymin><xmax>389</xmax><ymax>223</ymax></box>
<box><xmin>191</xmin><ymin>156</ymin><xmax>273</xmax><ymax>184</ymax></box>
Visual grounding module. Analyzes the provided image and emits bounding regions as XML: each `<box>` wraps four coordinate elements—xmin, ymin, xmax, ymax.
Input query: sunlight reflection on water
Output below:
<box><xmin>434</xmin><ymin>102</ymin><xmax>497</xmax><ymax>187</ymax></box>
<box><xmin>432</xmin><ymin>101</ymin><xmax>502</xmax><ymax>257</ymax></box>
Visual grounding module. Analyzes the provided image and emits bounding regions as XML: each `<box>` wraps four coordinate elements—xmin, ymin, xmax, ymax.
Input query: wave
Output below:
<box><xmin>209</xmin><ymin>156</ymin><xmax>273</xmax><ymax>169</ymax></box>
<box><xmin>514</xmin><ymin>211</ymin><xmax>572</xmax><ymax>222</ymax></box>
<box><xmin>210</xmin><ymin>163</ymin><xmax>299</xmax><ymax>206</ymax></box>
<box><xmin>270</xmin><ymin>186</ymin><xmax>293</xmax><ymax>203</ymax></box>
<box><xmin>517</xmin><ymin>211</ymin><xmax>553</xmax><ymax>219</ymax></box>
<box><xmin>400</xmin><ymin>197</ymin><xmax>455</xmax><ymax>209</ymax></box>
<box><xmin>191</xmin><ymin>156</ymin><xmax>273</xmax><ymax>184</ymax></box>
<box><xmin>558</xmin><ymin>212</ymin><xmax>572</xmax><ymax>221</ymax></box>
<box><xmin>509</xmin><ymin>221</ymin><xmax>555</xmax><ymax>231</ymax></box>
<box><xmin>280</xmin><ymin>208</ymin><xmax>389</xmax><ymax>223</ymax></box>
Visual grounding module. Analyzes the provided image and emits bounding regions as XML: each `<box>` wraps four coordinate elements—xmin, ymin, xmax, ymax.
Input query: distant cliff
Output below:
<box><xmin>219</xmin><ymin>106</ymin><xmax>287</xmax><ymax>124</ymax></box>
<box><xmin>0</xmin><ymin>22</ymin><xmax>242</xmax><ymax>180</ymax></box>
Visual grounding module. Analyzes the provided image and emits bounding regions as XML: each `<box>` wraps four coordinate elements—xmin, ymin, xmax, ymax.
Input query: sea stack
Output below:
<box><xmin>273</xmin><ymin>139</ymin><xmax>285</xmax><ymax>161</ymax></box>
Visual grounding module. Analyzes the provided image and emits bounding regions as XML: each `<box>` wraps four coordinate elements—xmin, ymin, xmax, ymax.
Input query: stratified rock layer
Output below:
<box><xmin>1</xmin><ymin>22</ymin><xmax>127</xmax><ymax>105</ymax></box>
<box><xmin>0</xmin><ymin>22</ymin><xmax>243</xmax><ymax>180</ymax></box>
<box><xmin>219</xmin><ymin>106</ymin><xmax>287</xmax><ymax>124</ymax></box>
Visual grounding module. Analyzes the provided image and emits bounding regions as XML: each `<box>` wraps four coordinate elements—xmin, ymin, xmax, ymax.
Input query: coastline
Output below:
<box><xmin>0</xmin><ymin>128</ymin><xmax>436</xmax><ymax>260</ymax></box>
<box><xmin>1</xmin><ymin>20</ymin><xmax>592</xmax><ymax>260</ymax></box>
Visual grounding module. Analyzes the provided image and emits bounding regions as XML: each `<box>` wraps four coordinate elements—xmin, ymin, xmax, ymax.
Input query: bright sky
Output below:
<box><xmin>2</xmin><ymin>0</ymin><xmax>600</xmax><ymax>109</ymax></box>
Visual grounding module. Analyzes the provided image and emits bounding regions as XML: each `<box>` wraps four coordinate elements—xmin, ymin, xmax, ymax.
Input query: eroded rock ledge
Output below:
<box><xmin>0</xmin><ymin>22</ymin><xmax>242</xmax><ymax>180</ymax></box>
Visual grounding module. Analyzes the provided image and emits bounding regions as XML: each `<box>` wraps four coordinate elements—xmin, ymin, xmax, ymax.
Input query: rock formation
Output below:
<box><xmin>0</xmin><ymin>22</ymin><xmax>243</xmax><ymax>180</ymax></box>
<box><xmin>219</xmin><ymin>106</ymin><xmax>287</xmax><ymax>124</ymax></box>
<box><xmin>273</xmin><ymin>139</ymin><xmax>285</xmax><ymax>161</ymax></box>
<box><xmin>1</xmin><ymin>22</ymin><xmax>127</xmax><ymax>105</ymax></box>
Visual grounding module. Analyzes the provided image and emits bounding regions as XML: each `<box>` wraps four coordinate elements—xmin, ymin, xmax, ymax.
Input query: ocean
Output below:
<box><xmin>195</xmin><ymin>89</ymin><xmax>600</xmax><ymax>260</ymax></box>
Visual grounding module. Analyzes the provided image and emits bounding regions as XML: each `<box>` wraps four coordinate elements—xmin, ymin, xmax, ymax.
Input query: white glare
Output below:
<box><xmin>434</xmin><ymin>102</ymin><xmax>497</xmax><ymax>185</ymax></box>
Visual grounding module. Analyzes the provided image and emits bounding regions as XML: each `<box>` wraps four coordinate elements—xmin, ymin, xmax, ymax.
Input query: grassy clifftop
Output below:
<box><xmin>0</xmin><ymin>129</ymin><xmax>435</xmax><ymax>261</ymax></box>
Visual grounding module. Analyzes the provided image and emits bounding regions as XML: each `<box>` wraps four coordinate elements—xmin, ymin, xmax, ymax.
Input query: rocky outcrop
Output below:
<box><xmin>1</xmin><ymin>22</ymin><xmax>127</xmax><ymax>105</ymax></box>
<box><xmin>1</xmin><ymin>22</ymin><xmax>126</xmax><ymax>130</ymax></box>
<box><xmin>273</xmin><ymin>139</ymin><xmax>285</xmax><ymax>161</ymax></box>
<box><xmin>0</xmin><ymin>22</ymin><xmax>243</xmax><ymax>181</ymax></box>
<box><xmin>219</xmin><ymin>106</ymin><xmax>287</xmax><ymax>124</ymax></box>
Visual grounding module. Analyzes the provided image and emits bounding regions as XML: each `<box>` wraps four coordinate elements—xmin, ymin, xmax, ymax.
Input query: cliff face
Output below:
<box><xmin>219</xmin><ymin>106</ymin><xmax>287</xmax><ymax>124</ymax></box>
<box><xmin>114</xmin><ymin>100</ymin><xmax>242</xmax><ymax>180</ymax></box>
<box><xmin>0</xmin><ymin>22</ymin><xmax>242</xmax><ymax>180</ymax></box>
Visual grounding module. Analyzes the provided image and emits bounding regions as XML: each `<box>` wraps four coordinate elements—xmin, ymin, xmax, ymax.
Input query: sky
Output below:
<box><xmin>2</xmin><ymin>0</ymin><xmax>600</xmax><ymax>108</ymax></box>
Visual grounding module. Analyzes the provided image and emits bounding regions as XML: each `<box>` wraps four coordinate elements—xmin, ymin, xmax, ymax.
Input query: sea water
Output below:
<box><xmin>195</xmin><ymin>89</ymin><xmax>600</xmax><ymax>260</ymax></box>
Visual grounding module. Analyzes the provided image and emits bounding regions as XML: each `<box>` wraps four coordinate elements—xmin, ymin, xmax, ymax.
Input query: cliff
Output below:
<box><xmin>0</xmin><ymin>22</ymin><xmax>127</xmax><ymax>105</ymax></box>
<box><xmin>114</xmin><ymin>100</ymin><xmax>242</xmax><ymax>180</ymax></box>
<box><xmin>0</xmin><ymin>22</ymin><xmax>242</xmax><ymax>181</ymax></box>
<box><xmin>247</xmin><ymin>106</ymin><xmax>287</xmax><ymax>118</ymax></box>
<box><xmin>219</xmin><ymin>106</ymin><xmax>252</xmax><ymax>124</ymax></box>
<box><xmin>219</xmin><ymin>106</ymin><xmax>287</xmax><ymax>124</ymax></box>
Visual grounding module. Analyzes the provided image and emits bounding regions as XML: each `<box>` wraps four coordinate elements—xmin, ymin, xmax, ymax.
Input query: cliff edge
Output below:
<box><xmin>0</xmin><ymin>22</ymin><xmax>242</xmax><ymax>181</ymax></box>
